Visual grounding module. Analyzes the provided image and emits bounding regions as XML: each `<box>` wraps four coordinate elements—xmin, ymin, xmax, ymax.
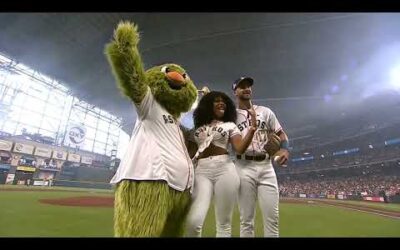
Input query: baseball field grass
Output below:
<box><xmin>0</xmin><ymin>185</ymin><xmax>399</xmax><ymax>237</ymax></box>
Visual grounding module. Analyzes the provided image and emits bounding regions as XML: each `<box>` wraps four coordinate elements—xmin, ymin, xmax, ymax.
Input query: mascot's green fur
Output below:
<box><xmin>105</xmin><ymin>21</ymin><xmax>198</xmax><ymax>237</ymax></box>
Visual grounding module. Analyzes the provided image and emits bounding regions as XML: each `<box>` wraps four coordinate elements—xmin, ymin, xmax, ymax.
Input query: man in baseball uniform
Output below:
<box><xmin>233</xmin><ymin>76</ymin><xmax>290</xmax><ymax>237</ymax></box>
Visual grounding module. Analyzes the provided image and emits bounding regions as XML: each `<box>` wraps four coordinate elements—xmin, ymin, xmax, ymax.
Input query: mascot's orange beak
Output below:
<box><xmin>166</xmin><ymin>71</ymin><xmax>186</xmax><ymax>86</ymax></box>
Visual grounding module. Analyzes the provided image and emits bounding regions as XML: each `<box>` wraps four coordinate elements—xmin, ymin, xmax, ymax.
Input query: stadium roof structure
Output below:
<box><xmin>1</xmin><ymin>13</ymin><xmax>400</xmax><ymax>134</ymax></box>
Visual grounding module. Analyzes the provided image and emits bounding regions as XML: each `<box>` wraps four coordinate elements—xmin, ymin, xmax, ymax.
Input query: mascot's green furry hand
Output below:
<box><xmin>105</xmin><ymin>21</ymin><xmax>198</xmax><ymax>119</ymax></box>
<box><xmin>113</xmin><ymin>21</ymin><xmax>140</xmax><ymax>49</ymax></box>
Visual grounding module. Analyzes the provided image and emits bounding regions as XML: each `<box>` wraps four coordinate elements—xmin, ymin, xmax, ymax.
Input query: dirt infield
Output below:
<box><xmin>37</xmin><ymin>195</ymin><xmax>400</xmax><ymax>219</ymax></box>
<box><xmin>39</xmin><ymin>196</ymin><xmax>114</xmax><ymax>207</ymax></box>
<box><xmin>281</xmin><ymin>198</ymin><xmax>400</xmax><ymax>219</ymax></box>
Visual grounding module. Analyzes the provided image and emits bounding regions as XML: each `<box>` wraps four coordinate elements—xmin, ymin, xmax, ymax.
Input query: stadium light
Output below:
<box><xmin>389</xmin><ymin>65</ymin><xmax>400</xmax><ymax>90</ymax></box>
<box><xmin>330</xmin><ymin>84</ymin><xmax>339</xmax><ymax>94</ymax></box>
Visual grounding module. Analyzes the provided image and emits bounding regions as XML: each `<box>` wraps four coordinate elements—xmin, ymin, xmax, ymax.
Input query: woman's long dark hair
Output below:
<box><xmin>193</xmin><ymin>91</ymin><xmax>237</xmax><ymax>129</ymax></box>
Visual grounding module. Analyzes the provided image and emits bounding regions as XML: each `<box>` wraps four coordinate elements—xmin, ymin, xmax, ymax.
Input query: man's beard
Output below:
<box><xmin>239</xmin><ymin>95</ymin><xmax>251</xmax><ymax>101</ymax></box>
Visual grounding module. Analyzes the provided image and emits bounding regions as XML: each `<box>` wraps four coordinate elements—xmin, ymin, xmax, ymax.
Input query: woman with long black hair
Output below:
<box><xmin>185</xmin><ymin>91</ymin><xmax>257</xmax><ymax>237</ymax></box>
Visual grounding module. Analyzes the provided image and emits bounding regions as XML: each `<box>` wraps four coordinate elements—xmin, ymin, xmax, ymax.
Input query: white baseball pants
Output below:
<box><xmin>185</xmin><ymin>155</ymin><xmax>240</xmax><ymax>237</ymax></box>
<box><xmin>235</xmin><ymin>159</ymin><xmax>279</xmax><ymax>237</ymax></box>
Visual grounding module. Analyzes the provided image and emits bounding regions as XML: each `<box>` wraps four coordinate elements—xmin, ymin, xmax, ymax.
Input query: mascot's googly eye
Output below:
<box><xmin>182</xmin><ymin>73</ymin><xmax>190</xmax><ymax>80</ymax></box>
<box><xmin>161</xmin><ymin>66</ymin><xmax>170</xmax><ymax>73</ymax></box>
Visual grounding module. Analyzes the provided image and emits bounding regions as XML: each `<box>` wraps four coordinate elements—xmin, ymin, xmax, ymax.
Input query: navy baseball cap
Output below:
<box><xmin>232</xmin><ymin>76</ymin><xmax>254</xmax><ymax>90</ymax></box>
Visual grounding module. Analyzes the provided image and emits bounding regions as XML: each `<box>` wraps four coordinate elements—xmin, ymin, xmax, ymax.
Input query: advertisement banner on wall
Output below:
<box><xmin>34</xmin><ymin>147</ymin><xmax>52</xmax><ymax>158</ymax></box>
<box><xmin>5</xmin><ymin>173</ymin><xmax>15</xmax><ymax>184</ymax></box>
<box><xmin>67</xmin><ymin>153</ymin><xmax>81</xmax><ymax>163</ymax></box>
<box><xmin>13</xmin><ymin>143</ymin><xmax>34</xmax><ymax>155</ymax></box>
<box><xmin>0</xmin><ymin>139</ymin><xmax>13</xmax><ymax>151</ymax></box>
<box><xmin>64</xmin><ymin>123</ymin><xmax>86</xmax><ymax>148</ymax></box>
<box><xmin>327</xmin><ymin>194</ymin><xmax>336</xmax><ymax>199</ymax></box>
<box><xmin>16</xmin><ymin>166</ymin><xmax>36</xmax><ymax>172</ymax></box>
<box><xmin>38</xmin><ymin>171</ymin><xmax>55</xmax><ymax>180</ymax></box>
<box><xmin>81</xmin><ymin>156</ymin><xmax>93</xmax><ymax>165</ymax></box>
<box><xmin>52</xmin><ymin>150</ymin><xmax>67</xmax><ymax>161</ymax></box>
<box><xmin>299</xmin><ymin>194</ymin><xmax>307</xmax><ymax>198</ymax></box>
<box><xmin>33</xmin><ymin>180</ymin><xmax>49</xmax><ymax>186</ymax></box>
<box><xmin>363</xmin><ymin>196</ymin><xmax>384</xmax><ymax>202</ymax></box>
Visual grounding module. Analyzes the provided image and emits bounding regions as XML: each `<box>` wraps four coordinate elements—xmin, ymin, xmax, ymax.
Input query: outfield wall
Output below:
<box><xmin>59</xmin><ymin>166</ymin><xmax>114</xmax><ymax>183</ymax></box>
<box><xmin>53</xmin><ymin>179</ymin><xmax>112</xmax><ymax>190</ymax></box>
<box><xmin>285</xmin><ymin>193</ymin><xmax>400</xmax><ymax>203</ymax></box>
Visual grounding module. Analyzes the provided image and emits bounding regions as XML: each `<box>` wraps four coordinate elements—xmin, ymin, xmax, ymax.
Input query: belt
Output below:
<box><xmin>236</xmin><ymin>154</ymin><xmax>266</xmax><ymax>161</ymax></box>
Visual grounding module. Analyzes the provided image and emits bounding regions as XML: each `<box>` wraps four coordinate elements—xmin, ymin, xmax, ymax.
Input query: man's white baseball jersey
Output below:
<box><xmin>110</xmin><ymin>86</ymin><xmax>194</xmax><ymax>192</ymax></box>
<box><xmin>236</xmin><ymin>105</ymin><xmax>282</xmax><ymax>157</ymax></box>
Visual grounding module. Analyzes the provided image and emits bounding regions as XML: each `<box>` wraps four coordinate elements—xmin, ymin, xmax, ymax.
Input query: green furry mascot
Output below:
<box><xmin>105</xmin><ymin>21</ymin><xmax>198</xmax><ymax>237</ymax></box>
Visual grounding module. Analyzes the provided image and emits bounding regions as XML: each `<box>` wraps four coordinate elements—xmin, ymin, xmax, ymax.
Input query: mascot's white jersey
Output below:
<box><xmin>110</xmin><ymin>86</ymin><xmax>194</xmax><ymax>192</ymax></box>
